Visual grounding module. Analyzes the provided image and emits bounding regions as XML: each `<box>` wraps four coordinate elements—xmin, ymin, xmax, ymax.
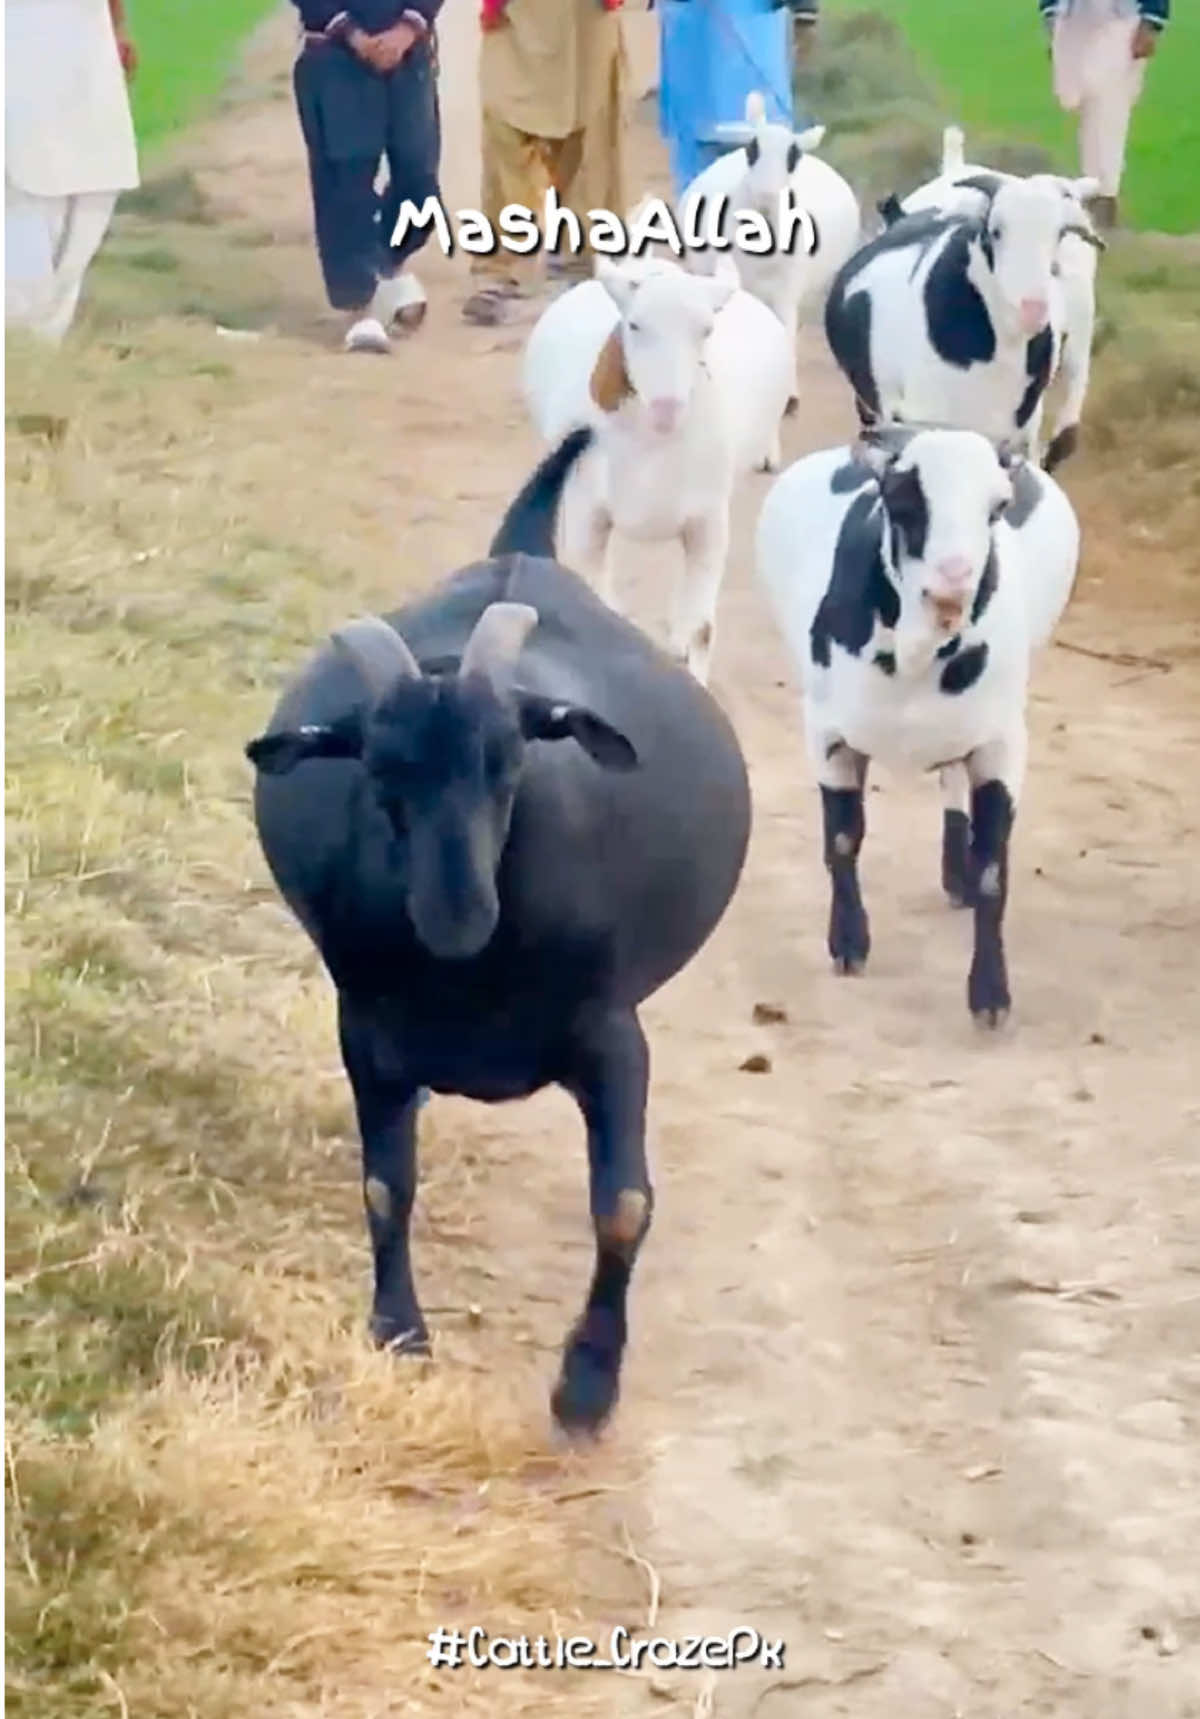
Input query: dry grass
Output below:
<box><xmin>4</xmin><ymin>133</ymin><xmax>638</xmax><ymax>1718</ymax></box>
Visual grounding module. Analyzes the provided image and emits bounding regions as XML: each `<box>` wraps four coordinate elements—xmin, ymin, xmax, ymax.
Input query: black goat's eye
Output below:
<box><xmin>991</xmin><ymin>225</ymin><xmax>1003</xmax><ymax>242</ymax></box>
<box><xmin>627</xmin><ymin>320</ymin><xmax>640</xmax><ymax>334</ymax></box>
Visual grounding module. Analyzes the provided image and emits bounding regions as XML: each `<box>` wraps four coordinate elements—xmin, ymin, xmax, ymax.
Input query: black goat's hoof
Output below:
<box><xmin>832</xmin><ymin>953</ymin><xmax>867</xmax><ymax>975</ymax></box>
<box><xmin>551</xmin><ymin>1329</ymin><xmax>622</xmax><ymax>1436</ymax></box>
<box><xmin>369</xmin><ymin>1312</ymin><xmax>431</xmax><ymax>1355</ymax></box>
<box><xmin>945</xmin><ymin>882</ymin><xmax>977</xmax><ymax>910</ymax></box>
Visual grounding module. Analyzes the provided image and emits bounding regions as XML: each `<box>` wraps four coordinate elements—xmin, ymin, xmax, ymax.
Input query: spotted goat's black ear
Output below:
<box><xmin>245</xmin><ymin>713</ymin><xmax>364</xmax><ymax>775</ymax></box>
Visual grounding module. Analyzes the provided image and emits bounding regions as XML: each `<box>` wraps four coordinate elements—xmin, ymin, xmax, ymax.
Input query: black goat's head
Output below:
<box><xmin>246</xmin><ymin>602</ymin><xmax>637</xmax><ymax>961</ymax></box>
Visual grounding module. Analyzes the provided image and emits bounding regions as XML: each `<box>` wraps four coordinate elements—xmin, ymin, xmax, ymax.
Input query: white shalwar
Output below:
<box><xmin>5</xmin><ymin>0</ymin><xmax>140</xmax><ymax>341</ymax></box>
<box><xmin>1051</xmin><ymin>0</ymin><xmax>1146</xmax><ymax>196</ymax></box>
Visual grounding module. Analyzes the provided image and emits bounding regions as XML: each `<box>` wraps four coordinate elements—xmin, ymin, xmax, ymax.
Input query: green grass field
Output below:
<box><xmin>125</xmin><ymin>0</ymin><xmax>280</xmax><ymax>148</ymax></box>
<box><xmin>826</xmin><ymin>0</ymin><xmax>1200</xmax><ymax>234</ymax></box>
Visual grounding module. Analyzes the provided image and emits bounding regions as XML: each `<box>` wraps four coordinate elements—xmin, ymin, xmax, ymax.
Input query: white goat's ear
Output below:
<box><xmin>595</xmin><ymin>258</ymin><xmax>636</xmax><ymax>315</ymax></box>
<box><xmin>1066</xmin><ymin>175</ymin><xmax>1101</xmax><ymax>202</ymax></box>
<box><xmin>795</xmin><ymin>122</ymin><xmax>826</xmax><ymax>152</ymax></box>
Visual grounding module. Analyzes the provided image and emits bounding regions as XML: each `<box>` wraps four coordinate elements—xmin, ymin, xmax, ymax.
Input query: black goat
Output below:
<box><xmin>245</xmin><ymin>428</ymin><xmax>752</xmax><ymax>1432</ymax></box>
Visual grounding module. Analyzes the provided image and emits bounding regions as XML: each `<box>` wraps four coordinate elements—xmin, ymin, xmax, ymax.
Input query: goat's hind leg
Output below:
<box><xmin>940</xmin><ymin>762</ymin><xmax>975</xmax><ymax>907</ymax></box>
<box><xmin>818</xmin><ymin>737</ymin><xmax>871</xmax><ymax>973</ymax></box>
<box><xmin>559</xmin><ymin>479</ymin><xmax>620</xmax><ymax>610</ymax></box>
<box><xmin>339</xmin><ymin>997</ymin><xmax>428</xmax><ymax>1352</ymax></box>
<box><xmin>554</xmin><ymin>1007</ymin><xmax>653</xmax><ymax>1436</ymax></box>
<box><xmin>673</xmin><ymin>511</ymin><xmax>729</xmax><ymax>685</ymax></box>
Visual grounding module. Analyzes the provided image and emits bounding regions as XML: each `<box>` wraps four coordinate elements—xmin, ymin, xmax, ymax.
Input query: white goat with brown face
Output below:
<box><xmin>521</xmin><ymin>256</ymin><xmax>793</xmax><ymax>686</ymax></box>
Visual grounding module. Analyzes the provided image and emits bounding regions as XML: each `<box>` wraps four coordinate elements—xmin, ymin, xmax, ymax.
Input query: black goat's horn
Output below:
<box><xmin>458</xmin><ymin>601</ymin><xmax>538</xmax><ymax>689</ymax></box>
<box><xmin>330</xmin><ymin>615</ymin><xmax>421</xmax><ymax>702</ymax></box>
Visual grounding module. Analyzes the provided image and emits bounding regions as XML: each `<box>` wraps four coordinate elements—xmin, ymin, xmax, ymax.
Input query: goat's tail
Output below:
<box><xmin>941</xmin><ymin>124</ymin><xmax>966</xmax><ymax>176</ymax></box>
<box><xmin>488</xmin><ymin>426</ymin><xmax>594</xmax><ymax>560</ymax></box>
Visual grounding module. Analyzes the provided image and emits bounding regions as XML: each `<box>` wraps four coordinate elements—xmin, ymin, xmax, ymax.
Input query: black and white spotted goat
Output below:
<box><xmin>825</xmin><ymin>169</ymin><xmax>1104</xmax><ymax>467</ymax></box>
<box><xmin>755</xmin><ymin>425</ymin><xmax>1079</xmax><ymax>1023</ymax></box>
<box><xmin>877</xmin><ymin>125</ymin><xmax>1106</xmax><ymax>471</ymax></box>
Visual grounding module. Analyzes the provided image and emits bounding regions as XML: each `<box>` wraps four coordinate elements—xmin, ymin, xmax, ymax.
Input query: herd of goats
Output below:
<box><xmin>244</xmin><ymin>100</ymin><xmax>1112</xmax><ymax>1433</ymax></box>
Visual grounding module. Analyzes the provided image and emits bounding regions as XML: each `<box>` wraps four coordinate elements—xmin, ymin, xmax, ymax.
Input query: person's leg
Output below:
<box><xmin>42</xmin><ymin>191</ymin><xmax>119</xmax><ymax>340</ymax></box>
<box><xmin>1067</xmin><ymin>18</ymin><xmax>1144</xmax><ymax>225</ymax></box>
<box><xmin>463</xmin><ymin>110</ymin><xmax>545</xmax><ymax>324</ymax></box>
<box><xmin>377</xmin><ymin>42</ymin><xmax>442</xmax><ymax>331</ymax></box>
<box><xmin>551</xmin><ymin>48</ymin><xmax>626</xmax><ymax>284</ymax></box>
<box><xmin>5</xmin><ymin>182</ymin><xmax>62</xmax><ymax>336</ymax></box>
<box><xmin>1084</xmin><ymin>55</ymin><xmax>1145</xmax><ymax>217</ymax></box>
<box><xmin>293</xmin><ymin>44</ymin><xmax>391</xmax><ymax>349</ymax></box>
<box><xmin>545</xmin><ymin>131</ymin><xmax>588</xmax><ymax>280</ymax></box>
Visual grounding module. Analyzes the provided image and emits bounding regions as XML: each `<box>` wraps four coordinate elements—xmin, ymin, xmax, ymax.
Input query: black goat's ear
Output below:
<box><xmin>517</xmin><ymin>695</ymin><xmax>638</xmax><ymax>771</ymax></box>
<box><xmin>245</xmin><ymin>717</ymin><xmax>363</xmax><ymax>775</ymax></box>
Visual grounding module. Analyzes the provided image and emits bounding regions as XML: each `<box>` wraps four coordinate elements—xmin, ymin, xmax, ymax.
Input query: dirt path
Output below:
<box><xmin>192</xmin><ymin>8</ymin><xmax>1200</xmax><ymax>1714</ymax></box>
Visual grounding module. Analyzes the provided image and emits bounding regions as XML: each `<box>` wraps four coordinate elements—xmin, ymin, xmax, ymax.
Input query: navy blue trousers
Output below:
<box><xmin>294</xmin><ymin>39</ymin><xmax>441</xmax><ymax>313</ymax></box>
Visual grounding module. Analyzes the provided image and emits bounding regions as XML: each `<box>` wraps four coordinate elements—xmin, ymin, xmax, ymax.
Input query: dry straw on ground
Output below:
<box><xmin>4</xmin><ymin>156</ymin><xmax>638</xmax><ymax>1719</ymax></box>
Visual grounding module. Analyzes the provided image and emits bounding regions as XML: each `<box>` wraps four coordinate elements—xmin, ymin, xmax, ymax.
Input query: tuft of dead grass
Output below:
<box><xmin>5</xmin><ymin>74</ymin><xmax>639</xmax><ymax>1716</ymax></box>
<box><xmin>7</xmin><ymin>1331</ymin><xmax>630</xmax><ymax>1719</ymax></box>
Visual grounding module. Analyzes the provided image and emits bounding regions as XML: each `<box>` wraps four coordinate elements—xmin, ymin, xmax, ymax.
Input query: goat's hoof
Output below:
<box><xmin>551</xmin><ymin>1323</ymin><xmax>622</xmax><ymax>1436</ymax></box>
<box><xmin>369</xmin><ymin>1312</ymin><xmax>431</xmax><ymax>1355</ymax></box>
<box><xmin>945</xmin><ymin>884</ymin><xmax>977</xmax><ymax>910</ymax></box>
<box><xmin>968</xmin><ymin>961</ymin><xmax>1011</xmax><ymax>1027</ymax></box>
<box><xmin>829</xmin><ymin>908</ymin><xmax>869</xmax><ymax>974</ymax></box>
<box><xmin>1043</xmin><ymin>425</ymin><xmax>1078</xmax><ymax>472</ymax></box>
<box><xmin>784</xmin><ymin>394</ymin><xmax>799</xmax><ymax>418</ymax></box>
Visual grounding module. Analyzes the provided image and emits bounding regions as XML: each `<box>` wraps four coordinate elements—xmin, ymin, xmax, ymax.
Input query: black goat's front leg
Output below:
<box><xmin>820</xmin><ymin>743</ymin><xmax>870</xmax><ymax>973</ymax></box>
<box><xmin>554</xmin><ymin>1008</ymin><xmax>653</xmax><ymax>1435</ymax></box>
<box><xmin>965</xmin><ymin>739</ymin><xmax>1021</xmax><ymax>1025</ymax></box>
<box><xmin>339</xmin><ymin>999</ymin><xmax>428</xmax><ymax>1353</ymax></box>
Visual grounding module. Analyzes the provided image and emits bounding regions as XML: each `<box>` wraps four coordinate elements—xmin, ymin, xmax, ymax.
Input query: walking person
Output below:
<box><xmin>5</xmin><ymin>0</ymin><xmax>139</xmax><ymax>342</ymax></box>
<box><xmin>462</xmin><ymin>0</ymin><xmax>628</xmax><ymax>328</ymax></box>
<box><xmin>291</xmin><ymin>3</ymin><xmax>443</xmax><ymax>353</ymax></box>
<box><xmin>657</xmin><ymin>0</ymin><xmax>795</xmax><ymax>198</ymax></box>
<box><xmin>1040</xmin><ymin>0</ymin><xmax>1169</xmax><ymax>229</ymax></box>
